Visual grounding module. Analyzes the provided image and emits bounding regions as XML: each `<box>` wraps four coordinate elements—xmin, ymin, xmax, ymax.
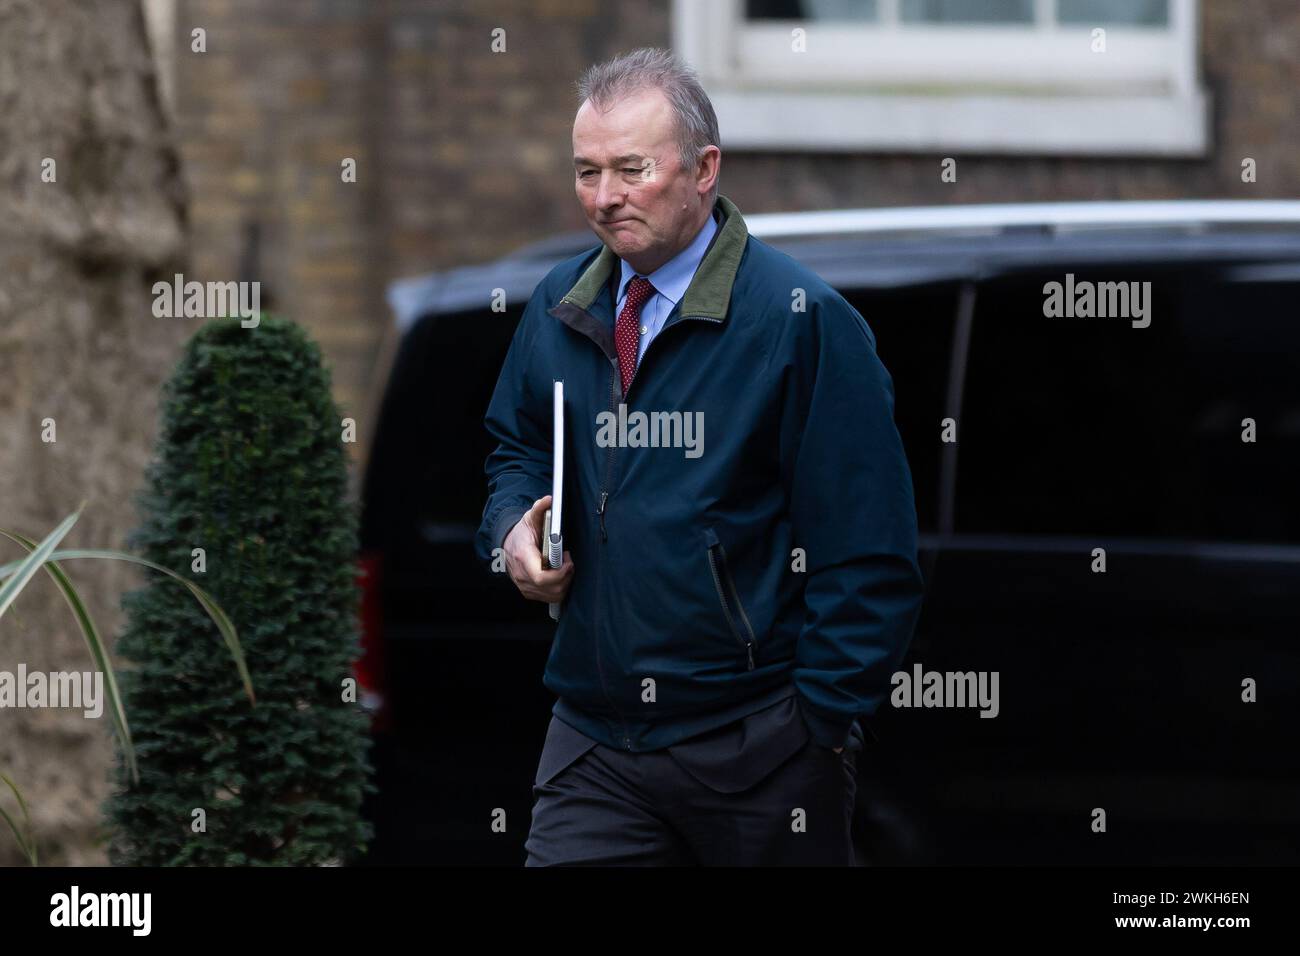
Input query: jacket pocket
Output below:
<box><xmin>704</xmin><ymin>527</ymin><xmax>758</xmax><ymax>670</ymax></box>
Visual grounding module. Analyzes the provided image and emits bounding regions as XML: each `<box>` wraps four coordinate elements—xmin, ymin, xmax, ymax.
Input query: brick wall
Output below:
<box><xmin>175</xmin><ymin>0</ymin><xmax>388</xmax><ymax>430</ymax></box>
<box><xmin>173</xmin><ymin>0</ymin><xmax>1299</xmax><ymax>462</ymax></box>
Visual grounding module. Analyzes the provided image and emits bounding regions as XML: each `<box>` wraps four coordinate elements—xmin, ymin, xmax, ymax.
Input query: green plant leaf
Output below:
<box><xmin>0</xmin><ymin>538</ymin><xmax>253</xmax><ymax>712</ymax></box>
<box><xmin>0</xmin><ymin>501</ymin><xmax>85</xmax><ymax>621</ymax></box>
<box><xmin>0</xmin><ymin>529</ymin><xmax>137</xmax><ymax>784</ymax></box>
<box><xmin>0</xmin><ymin>547</ymin><xmax>255</xmax><ymax>706</ymax></box>
<box><xmin>0</xmin><ymin>772</ymin><xmax>37</xmax><ymax>865</ymax></box>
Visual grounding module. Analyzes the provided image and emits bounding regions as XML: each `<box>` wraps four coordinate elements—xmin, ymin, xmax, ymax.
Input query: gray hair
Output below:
<box><xmin>575</xmin><ymin>47</ymin><xmax>720</xmax><ymax>204</ymax></box>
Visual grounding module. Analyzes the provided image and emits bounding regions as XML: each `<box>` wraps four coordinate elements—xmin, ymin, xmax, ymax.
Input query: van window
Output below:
<box><xmin>955</xmin><ymin>266</ymin><xmax>1300</xmax><ymax>543</ymax></box>
<box><xmin>843</xmin><ymin>284</ymin><xmax>958</xmax><ymax>534</ymax></box>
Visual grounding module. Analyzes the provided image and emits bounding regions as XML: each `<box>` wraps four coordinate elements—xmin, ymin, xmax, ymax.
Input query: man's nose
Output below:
<box><xmin>594</xmin><ymin>169</ymin><xmax>624</xmax><ymax>210</ymax></box>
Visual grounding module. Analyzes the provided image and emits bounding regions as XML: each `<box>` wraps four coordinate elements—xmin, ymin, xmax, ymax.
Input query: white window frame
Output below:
<box><xmin>142</xmin><ymin>0</ymin><xmax>178</xmax><ymax>121</ymax></box>
<box><xmin>673</xmin><ymin>0</ymin><xmax>1209</xmax><ymax>156</ymax></box>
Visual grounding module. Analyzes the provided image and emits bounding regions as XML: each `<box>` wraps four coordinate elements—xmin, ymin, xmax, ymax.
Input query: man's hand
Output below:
<box><xmin>502</xmin><ymin>495</ymin><xmax>575</xmax><ymax>604</ymax></box>
<box><xmin>833</xmin><ymin>747</ymin><xmax>843</xmax><ymax>754</ymax></box>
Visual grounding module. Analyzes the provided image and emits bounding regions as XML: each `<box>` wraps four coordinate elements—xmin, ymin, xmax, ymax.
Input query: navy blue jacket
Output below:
<box><xmin>475</xmin><ymin>194</ymin><xmax>924</xmax><ymax>753</ymax></box>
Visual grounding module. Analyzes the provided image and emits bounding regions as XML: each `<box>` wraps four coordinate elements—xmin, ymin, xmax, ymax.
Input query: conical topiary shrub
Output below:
<box><xmin>105</xmin><ymin>314</ymin><xmax>374</xmax><ymax>865</ymax></box>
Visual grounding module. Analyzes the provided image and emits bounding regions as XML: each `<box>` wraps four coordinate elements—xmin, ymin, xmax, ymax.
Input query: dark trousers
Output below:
<box><xmin>524</xmin><ymin>694</ymin><xmax>864</xmax><ymax>866</ymax></box>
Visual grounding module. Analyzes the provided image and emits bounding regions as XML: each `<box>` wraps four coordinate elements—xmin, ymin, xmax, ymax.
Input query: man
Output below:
<box><xmin>474</xmin><ymin>47</ymin><xmax>924</xmax><ymax>865</ymax></box>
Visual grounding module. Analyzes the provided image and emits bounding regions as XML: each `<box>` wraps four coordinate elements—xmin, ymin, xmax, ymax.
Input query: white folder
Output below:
<box><xmin>544</xmin><ymin>380</ymin><xmax>564</xmax><ymax>621</ymax></box>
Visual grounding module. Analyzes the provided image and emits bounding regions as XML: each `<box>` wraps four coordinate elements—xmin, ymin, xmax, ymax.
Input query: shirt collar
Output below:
<box><xmin>616</xmin><ymin>207</ymin><xmax>720</xmax><ymax>307</ymax></box>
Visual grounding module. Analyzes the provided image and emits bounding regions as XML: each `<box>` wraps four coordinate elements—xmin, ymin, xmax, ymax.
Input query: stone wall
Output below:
<box><xmin>0</xmin><ymin>0</ymin><xmax>189</xmax><ymax>865</ymax></box>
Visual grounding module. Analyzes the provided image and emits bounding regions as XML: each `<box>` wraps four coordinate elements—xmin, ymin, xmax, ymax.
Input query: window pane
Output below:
<box><xmin>746</xmin><ymin>0</ymin><xmax>879</xmax><ymax>21</ymax></box>
<box><xmin>842</xmin><ymin>284</ymin><xmax>958</xmax><ymax>534</ymax></box>
<box><xmin>957</xmin><ymin>268</ymin><xmax>1300</xmax><ymax>544</ymax></box>
<box><xmin>1057</xmin><ymin>0</ymin><xmax>1169</xmax><ymax>26</ymax></box>
<box><xmin>900</xmin><ymin>0</ymin><xmax>1033</xmax><ymax>24</ymax></box>
<box><xmin>957</xmin><ymin>271</ymin><xmax>1183</xmax><ymax>538</ymax></box>
<box><xmin>1166</xmin><ymin>273</ymin><xmax>1300</xmax><ymax>543</ymax></box>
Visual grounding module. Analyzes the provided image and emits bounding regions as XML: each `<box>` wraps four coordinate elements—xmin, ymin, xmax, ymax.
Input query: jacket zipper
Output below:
<box><xmin>592</xmin><ymin>360</ymin><xmax>629</xmax><ymax>748</ymax></box>
<box><xmin>598</xmin><ymin>310</ymin><xmax>721</xmax><ymax>538</ymax></box>
<box><xmin>706</xmin><ymin>537</ymin><xmax>757</xmax><ymax>670</ymax></box>
<box><xmin>574</xmin><ymin>307</ymin><xmax>725</xmax><ymax>749</ymax></box>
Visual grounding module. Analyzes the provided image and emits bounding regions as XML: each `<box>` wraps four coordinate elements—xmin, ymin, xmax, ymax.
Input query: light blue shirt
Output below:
<box><xmin>613</xmin><ymin>208</ymin><xmax>719</xmax><ymax>367</ymax></box>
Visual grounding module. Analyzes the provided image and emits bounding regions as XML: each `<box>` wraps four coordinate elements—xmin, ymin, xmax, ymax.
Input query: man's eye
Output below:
<box><xmin>578</xmin><ymin>170</ymin><xmax>595</xmax><ymax>178</ymax></box>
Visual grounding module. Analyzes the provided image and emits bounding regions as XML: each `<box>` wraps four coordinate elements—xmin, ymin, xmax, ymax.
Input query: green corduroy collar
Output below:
<box><xmin>555</xmin><ymin>194</ymin><xmax>748</xmax><ymax>323</ymax></box>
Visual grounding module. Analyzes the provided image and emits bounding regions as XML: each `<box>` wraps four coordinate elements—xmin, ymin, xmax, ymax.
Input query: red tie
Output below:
<box><xmin>615</xmin><ymin>276</ymin><xmax>654</xmax><ymax>397</ymax></box>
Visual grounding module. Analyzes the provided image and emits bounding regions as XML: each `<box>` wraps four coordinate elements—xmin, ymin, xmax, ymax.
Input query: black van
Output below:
<box><xmin>358</xmin><ymin>201</ymin><xmax>1300</xmax><ymax>865</ymax></box>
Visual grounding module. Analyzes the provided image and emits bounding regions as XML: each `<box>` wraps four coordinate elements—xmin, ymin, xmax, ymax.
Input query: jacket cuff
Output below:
<box><xmin>797</xmin><ymin>697</ymin><xmax>855</xmax><ymax>751</ymax></box>
<box><xmin>491</xmin><ymin>506</ymin><xmax>528</xmax><ymax>554</ymax></box>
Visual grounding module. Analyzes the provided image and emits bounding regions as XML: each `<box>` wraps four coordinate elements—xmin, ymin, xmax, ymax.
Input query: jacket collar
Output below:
<box><xmin>553</xmin><ymin>194</ymin><xmax>748</xmax><ymax>324</ymax></box>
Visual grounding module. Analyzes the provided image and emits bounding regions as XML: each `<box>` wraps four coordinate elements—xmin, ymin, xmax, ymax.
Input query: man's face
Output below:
<box><xmin>572</xmin><ymin>87</ymin><xmax>714</xmax><ymax>275</ymax></box>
